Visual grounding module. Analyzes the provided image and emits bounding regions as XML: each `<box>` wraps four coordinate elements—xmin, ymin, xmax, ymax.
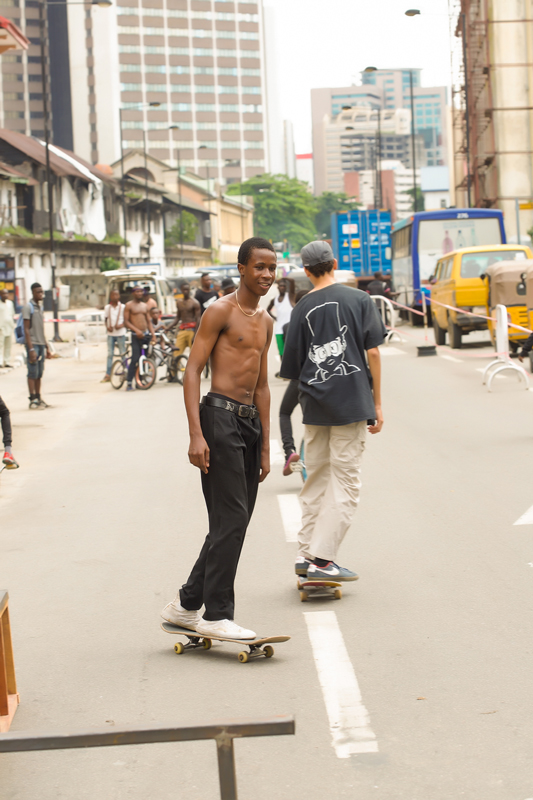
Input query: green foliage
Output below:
<box><xmin>100</xmin><ymin>257</ymin><xmax>121</xmax><ymax>272</ymax></box>
<box><xmin>0</xmin><ymin>225</ymin><xmax>32</xmax><ymax>237</ymax></box>
<box><xmin>403</xmin><ymin>187</ymin><xmax>425</xmax><ymax>212</ymax></box>
<box><xmin>104</xmin><ymin>233</ymin><xmax>129</xmax><ymax>245</ymax></box>
<box><xmin>42</xmin><ymin>230</ymin><xmax>64</xmax><ymax>240</ymax></box>
<box><xmin>315</xmin><ymin>192</ymin><xmax>361</xmax><ymax>239</ymax></box>
<box><xmin>226</xmin><ymin>174</ymin><xmax>317</xmax><ymax>251</ymax></box>
<box><xmin>165</xmin><ymin>210</ymin><xmax>199</xmax><ymax>248</ymax></box>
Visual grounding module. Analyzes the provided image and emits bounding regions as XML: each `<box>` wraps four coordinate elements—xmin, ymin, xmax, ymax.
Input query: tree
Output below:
<box><xmin>100</xmin><ymin>257</ymin><xmax>121</xmax><ymax>272</ymax></box>
<box><xmin>165</xmin><ymin>210</ymin><xmax>199</xmax><ymax>248</ymax></box>
<box><xmin>315</xmin><ymin>192</ymin><xmax>361</xmax><ymax>239</ymax></box>
<box><xmin>403</xmin><ymin>187</ymin><xmax>425</xmax><ymax>212</ymax></box>
<box><xmin>226</xmin><ymin>174</ymin><xmax>317</xmax><ymax>251</ymax></box>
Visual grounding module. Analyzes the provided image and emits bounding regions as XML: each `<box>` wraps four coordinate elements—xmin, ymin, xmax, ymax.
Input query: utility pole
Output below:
<box><xmin>409</xmin><ymin>70</ymin><xmax>418</xmax><ymax>212</ymax></box>
<box><xmin>119</xmin><ymin>107</ymin><xmax>128</xmax><ymax>267</ymax></box>
<box><xmin>461</xmin><ymin>12</ymin><xmax>472</xmax><ymax>207</ymax></box>
<box><xmin>39</xmin><ymin>0</ymin><xmax>59</xmax><ymax>340</ymax></box>
<box><xmin>143</xmin><ymin>129</ymin><xmax>150</xmax><ymax>262</ymax></box>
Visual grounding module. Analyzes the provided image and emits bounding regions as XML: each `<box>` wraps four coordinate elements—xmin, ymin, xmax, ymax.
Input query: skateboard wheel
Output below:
<box><xmin>202</xmin><ymin>638</ymin><xmax>212</xmax><ymax>650</ymax></box>
<box><xmin>174</xmin><ymin>642</ymin><xmax>184</xmax><ymax>655</ymax></box>
<box><xmin>263</xmin><ymin>645</ymin><xmax>274</xmax><ymax>658</ymax></box>
<box><xmin>238</xmin><ymin>651</ymin><xmax>249</xmax><ymax>663</ymax></box>
<box><xmin>299</xmin><ymin>591</ymin><xmax>308</xmax><ymax>602</ymax></box>
<box><xmin>334</xmin><ymin>589</ymin><xmax>342</xmax><ymax>600</ymax></box>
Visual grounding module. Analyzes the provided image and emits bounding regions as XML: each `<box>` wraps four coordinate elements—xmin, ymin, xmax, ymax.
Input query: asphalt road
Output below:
<box><xmin>2</xmin><ymin>327</ymin><xmax>533</xmax><ymax>800</ymax></box>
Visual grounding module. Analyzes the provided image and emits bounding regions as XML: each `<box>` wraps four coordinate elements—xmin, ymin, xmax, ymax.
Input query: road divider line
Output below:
<box><xmin>277</xmin><ymin>495</ymin><xmax>301</xmax><ymax>542</ymax></box>
<box><xmin>440</xmin><ymin>354</ymin><xmax>463</xmax><ymax>363</ymax></box>
<box><xmin>514</xmin><ymin>504</ymin><xmax>533</xmax><ymax>525</ymax></box>
<box><xmin>304</xmin><ymin>611</ymin><xmax>378</xmax><ymax>758</ymax></box>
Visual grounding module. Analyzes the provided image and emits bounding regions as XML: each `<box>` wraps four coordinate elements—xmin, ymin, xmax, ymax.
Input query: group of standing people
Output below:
<box><xmin>161</xmin><ymin>236</ymin><xmax>385</xmax><ymax>640</ymax></box>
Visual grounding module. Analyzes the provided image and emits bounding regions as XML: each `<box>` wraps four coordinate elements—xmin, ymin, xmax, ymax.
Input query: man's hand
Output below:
<box><xmin>368</xmin><ymin>406</ymin><xmax>384</xmax><ymax>434</ymax></box>
<box><xmin>259</xmin><ymin>450</ymin><xmax>270</xmax><ymax>483</ymax></box>
<box><xmin>150</xmin><ymin>336</ymin><xmax>156</xmax><ymax>345</ymax></box>
<box><xmin>46</xmin><ymin>348</ymin><xmax>52</xmax><ymax>360</ymax></box>
<box><xmin>136</xmin><ymin>331</ymin><xmax>145</xmax><ymax>339</ymax></box>
<box><xmin>518</xmin><ymin>354</ymin><xmax>525</xmax><ymax>362</ymax></box>
<box><xmin>189</xmin><ymin>433</ymin><xmax>210</xmax><ymax>474</ymax></box>
<box><xmin>29</xmin><ymin>348</ymin><xmax>37</xmax><ymax>363</ymax></box>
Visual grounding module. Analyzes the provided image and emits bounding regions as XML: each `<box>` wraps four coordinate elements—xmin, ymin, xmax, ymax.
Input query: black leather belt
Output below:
<box><xmin>201</xmin><ymin>395</ymin><xmax>259</xmax><ymax>419</ymax></box>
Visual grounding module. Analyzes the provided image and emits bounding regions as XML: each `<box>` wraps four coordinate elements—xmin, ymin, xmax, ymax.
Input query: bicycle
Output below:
<box><xmin>110</xmin><ymin>336</ymin><xmax>157</xmax><ymax>390</ymax></box>
<box><xmin>152</xmin><ymin>331</ymin><xmax>188</xmax><ymax>385</ymax></box>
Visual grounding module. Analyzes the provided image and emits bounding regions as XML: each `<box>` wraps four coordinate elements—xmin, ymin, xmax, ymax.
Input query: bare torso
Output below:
<box><xmin>177</xmin><ymin>297</ymin><xmax>200</xmax><ymax>325</ymax></box>
<box><xmin>209</xmin><ymin>294</ymin><xmax>271</xmax><ymax>403</ymax></box>
<box><xmin>125</xmin><ymin>299</ymin><xmax>150</xmax><ymax>334</ymax></box>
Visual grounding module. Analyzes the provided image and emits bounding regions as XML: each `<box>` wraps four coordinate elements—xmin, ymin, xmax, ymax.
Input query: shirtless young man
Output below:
<box><xmin>124</xmin><ymin>286</ymin><xmax>155</xmax><ymax>391</ymax></box>
<box><xmin>166</xmin><ymin>282</ymin><xmax>201</xmax><ymax>357</ymax></box>
<box><xmin>161</xmin><ymin>237</ymin><xmax>276</xmax><ymax>639</ymax></box>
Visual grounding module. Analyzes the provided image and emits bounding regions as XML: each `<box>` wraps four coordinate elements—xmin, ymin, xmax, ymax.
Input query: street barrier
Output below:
<box><xmin>0</xmin><ymin>714</ymin><xmax>295</xmax><ymax>800</ymax></box>
<box><xmin>370</xmin><ymin>296</ymin><xmax>403</xmax><ymax>343</ymax></box>
<box><xmin>482</xmin><ymin>304</ymin><xmax>529</xmax><ymax>391</ymax></box>
<box><xmin>0</xmin><ymin>591</ymin><xmax>19</xmax><ymax>733</ymax></box>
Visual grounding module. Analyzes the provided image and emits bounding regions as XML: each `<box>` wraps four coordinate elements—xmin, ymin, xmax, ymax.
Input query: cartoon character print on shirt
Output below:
<box><xmin>305</xmin><ymin>301</ymin><xmax>360</xmax><ymax>384</ymax></box>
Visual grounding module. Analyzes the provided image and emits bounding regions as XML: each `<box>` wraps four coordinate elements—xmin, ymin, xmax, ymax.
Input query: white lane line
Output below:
<box><xmin>270</xmin><ymin>438</ymin><xmax>284</xmax><ymax>466</ymax></box>
<box><xmin>440</xmin><ymin>354</ymin><xmax>463</xmax><ymax>363</ymax></box>
<box><xmin>514</xmin><ymin>504</ymin><xmax>533</xmax><ymax>525</ymax></box>
<box><xmin>380</xmin><ymin>346</ymin><xmax>406</xmax><ymax>356</ymax></box>
<box><xmin>277</xmin><ymin>494</ymin><xmax>301</xmax><ymax>542</ymax></box>
<box><xmin>304</xmin><ymin>611</ymin><xmax>378</xmax><ymax>758</ymax></box>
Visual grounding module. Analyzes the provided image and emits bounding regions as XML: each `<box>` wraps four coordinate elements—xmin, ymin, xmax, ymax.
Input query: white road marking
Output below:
<box><xmin>379</xmin><ymin>346</ymin><xmax>405</xmax><ymax>356</ymax></box>
<box><xmin>270</xmin><ymin>439</ymin><xmax>284</xmax><ymax>466</ymax></box>
<box><xmin>277</xmin><ymin>494</ymin><xmax>301</xmax><ymax>542</ymax></box>
<box><xmin>440</xmin><ymin>354</ymin><xmax>463</xmax><ymax>363</ymax></box>
<box><xmin>304</xmin><ymin>611</ymin><xmax>378</xmax><ymax>758</ymax></box>
<box><xmin>514</xmin><ymin>505</ymin><xmax>533</xmax><ymax>525</ymax></box>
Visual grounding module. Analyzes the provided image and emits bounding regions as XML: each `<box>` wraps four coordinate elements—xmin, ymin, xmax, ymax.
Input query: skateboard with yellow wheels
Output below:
<box><xmin>161</xmin><ymin>622</ymin><xmax>290</xmax><ymax>663</ymax></box>
<box><xmin>297</xmin><ymin>577</ymin><xmax>342</xmax><ymax>602</ymax></box>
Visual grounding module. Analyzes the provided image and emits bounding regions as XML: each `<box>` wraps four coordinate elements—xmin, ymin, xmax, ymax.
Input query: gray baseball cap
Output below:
<box><xmin>301</xmin><ymin>240</ymin><xmax>334</xmax><ymax>267</ymax></box>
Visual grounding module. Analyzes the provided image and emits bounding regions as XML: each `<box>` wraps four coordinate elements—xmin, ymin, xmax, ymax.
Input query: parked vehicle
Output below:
<box><xmin>392</xmin><ymin>208</ymin><xmax>507</xmax><ymax>317</ymax></box>
<box><xmin>485</xmin><ymin>260</ymin><xmax>533</xmax><ymax>353</ymax></box>
<box><xmin>431</xmin><ymin>245</ymin><xmax>533</xmax><ymax>348</ymax></box>
<box><xmin>104</xmin><ymin>268</ymin><xmax>176</xmax><ymax>314</ymax></box>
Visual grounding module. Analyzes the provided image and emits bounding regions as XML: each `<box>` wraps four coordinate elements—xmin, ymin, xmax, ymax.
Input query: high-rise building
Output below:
<box><xmin>0</xmin><ymin>0</ymin><xmax>268</xmax><ymax>186</ymax></box>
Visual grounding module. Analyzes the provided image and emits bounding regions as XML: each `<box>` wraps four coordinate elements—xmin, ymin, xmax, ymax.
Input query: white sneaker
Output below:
<box><xmin>161</xmin><ymin>598</ymin><xmax>201</xmax><ymax>630</ymax></box>
<box><xmin>196</xmin><ymin>618</ymin><xmax>256</xmax><ymax>640</ymax></box>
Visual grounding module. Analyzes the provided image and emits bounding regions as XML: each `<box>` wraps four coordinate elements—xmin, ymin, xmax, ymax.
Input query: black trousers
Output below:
<box><xmin>0</xmin><ymin>395</ymin><xmax>12</xmax><ymax>448</ymax></box>
<box><xmin>180</xmin><ymin>395</ymin><xmax>262</xmax><ymax>620</ymax></box>
<box><xmin>127</xmin><ymin>333</ymin><xmax>149</xmax><ymax>383</ymax></box>
<box><xmin>279</xmin><ymin>379</ymin><xmax>300</xmax><ymax>459</ymax></box>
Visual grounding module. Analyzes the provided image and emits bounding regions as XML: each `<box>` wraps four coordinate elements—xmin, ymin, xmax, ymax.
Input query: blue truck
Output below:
<box><xmin>331</xmin><ymin>210</ymin><xmax>392</xmax><ymax>278</ymax></box>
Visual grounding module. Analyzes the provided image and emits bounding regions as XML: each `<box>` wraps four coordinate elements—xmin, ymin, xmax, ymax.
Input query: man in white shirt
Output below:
<box><xmin>102</xmin><ymin>289</ymin><xmax>126</xmax><ymax>383</ymax></box>
<box><xmin>0</xmin><ymin>288</ymin><xmax>15</xmax><ymax>368</ymax></box>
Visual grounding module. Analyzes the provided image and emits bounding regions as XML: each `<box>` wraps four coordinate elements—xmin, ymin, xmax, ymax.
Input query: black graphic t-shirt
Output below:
<box><xmin>195</xmin><ymin>288</ymin><xmax>218</xmax><ymax>314</ymax></box>
<box><xmin>280</xmin><ymin>284</ymin><xmax>386</xmax><ymax>426</ymax></box>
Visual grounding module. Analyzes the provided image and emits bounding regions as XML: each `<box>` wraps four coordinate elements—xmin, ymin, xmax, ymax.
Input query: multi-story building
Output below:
<box><xmin>0</xmin><ymin>0</ymin><xmax>268</xmax><ymax>189</ymax></box>
<box><xmin>312</xmin><ymin>71</ymin><xmax>449</xmax><ymax>195</ymax></box>
<box><xmin>361</xmin><ymin>68</ymin><xmax>448</xmax><ymax>168</ymax></box>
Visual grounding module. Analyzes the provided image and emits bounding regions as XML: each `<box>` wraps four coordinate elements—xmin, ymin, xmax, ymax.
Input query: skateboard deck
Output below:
<box><xmin>297</xmin><ymin>578</ymin><xmax>343</xmax><ymax>602</ymax></box>
<box><xmin>161</xmin><ymin>622</ymin><xmax>290</xmax><ymax>663</ymax></box>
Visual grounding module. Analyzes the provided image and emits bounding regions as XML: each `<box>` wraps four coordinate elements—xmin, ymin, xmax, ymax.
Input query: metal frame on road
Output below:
<box><xmin>0</xmin><ymin>715</ymin><xmax>295</xmax><ymax>800</ymax></box>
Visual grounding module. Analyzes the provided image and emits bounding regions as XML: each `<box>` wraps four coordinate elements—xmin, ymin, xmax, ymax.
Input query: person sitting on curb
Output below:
<box><xmin>0</xmin><ymin>395</ymin><xmax>19</xmax><ymax>469</ymax></box>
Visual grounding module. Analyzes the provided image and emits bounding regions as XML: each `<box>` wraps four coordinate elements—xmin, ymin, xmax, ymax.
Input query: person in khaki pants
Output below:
<box><xmin>280</xmin><ymin>241</ymin><xmax>385</xmax><ymax>582</ymax></box>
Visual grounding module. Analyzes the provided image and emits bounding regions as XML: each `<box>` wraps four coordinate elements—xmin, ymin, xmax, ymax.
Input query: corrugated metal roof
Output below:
<box><xmin>0</xmin><ymin>130</ymin><xmax>97</xmax><ymax>181</ymax></box>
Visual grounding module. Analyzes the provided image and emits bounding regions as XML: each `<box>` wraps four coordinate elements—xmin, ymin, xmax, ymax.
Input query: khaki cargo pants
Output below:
<box><xmin>298</xmin><ymin>421</ymin><xmax>367</xmax><ymax>562</ymax></box>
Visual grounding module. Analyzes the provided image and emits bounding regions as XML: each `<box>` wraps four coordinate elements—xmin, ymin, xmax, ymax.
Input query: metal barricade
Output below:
<box><xmin>0</xmin><ymin>715</ymin><xmax>295</xmax><ymax>800</ymax></box>
<box><xmin>370</xmin><ymin>295</ymin><xmax>403</xmax><ymax>344</ymax></box>
<box><xmin>482</xmin><ymin>304</ymin><xmax>529</xmax><ymax>391</ymax></box>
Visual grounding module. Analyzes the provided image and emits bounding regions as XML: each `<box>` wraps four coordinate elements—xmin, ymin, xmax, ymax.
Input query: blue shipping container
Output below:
<box><xmin>331</xmin><ymin>210</ymin><xmax>392</xmax><ymax>276</ymax></box>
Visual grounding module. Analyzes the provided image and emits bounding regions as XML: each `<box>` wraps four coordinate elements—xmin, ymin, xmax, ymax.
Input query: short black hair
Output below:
<box><xmin>306</xmin><ymin>260</ymin><xmax>335</xmax><ymax>278</ymax></box>
<box><xmin>30</xmin><ymin>282</ymin><xmax>42</xmax><ymax>292</ymax></box>
<box><xmin>238</xmin><ymin>237</ymin><xmax>275</xmax><ymax>266</ymax></box>
<box><xmin>294</xmin><ymin>289</ymin><xmax>309</xmax><ymax>304</ymax></box>
<box><xmin>221</xmin><ymin>277</ymin><xmax>235</xmax><ymax>289</ymax></box>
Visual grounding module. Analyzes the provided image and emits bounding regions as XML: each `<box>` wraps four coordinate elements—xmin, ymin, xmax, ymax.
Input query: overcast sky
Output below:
<box><xmin>264</xmin><ymin>0</ymin><xmax>452</xmax><ymax>153</ymax></box>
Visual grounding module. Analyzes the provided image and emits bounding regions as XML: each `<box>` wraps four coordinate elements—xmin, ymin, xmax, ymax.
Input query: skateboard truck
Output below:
<box><xmin>174</xmin><ymin>634</ymin><xmax>275</xmax><ymax>663</ymax></box>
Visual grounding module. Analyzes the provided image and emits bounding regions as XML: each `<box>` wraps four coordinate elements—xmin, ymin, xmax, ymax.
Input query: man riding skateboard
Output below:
<box><xmin>161</xmin><ymin>237</ymin><xmax>276</xmax><ymax>640</ymax></box>
<box><xmin>280</xmin><ymin>241</ymin><xmax>385</xmax><ymax>583</ymax></box>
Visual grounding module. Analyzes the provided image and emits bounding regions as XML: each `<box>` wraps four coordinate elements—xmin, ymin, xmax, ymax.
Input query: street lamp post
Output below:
<box><xmin>362</xmin><ymin>70</ymin><xmax>385</xmax><ymax>211</ymax></box>
<box><xmin>224</xmin><ymin>158</ymin><xmax>245</xmax><ymax>242</ymax></box>
<box><xmin>198</xmin><ymin>145</ymin><xmax>212</xmax><ymax>256</ymax></box>
<box><xmin>38</xmin><ymin>0</ymin><xmax>111</xmax><ymax>340</ymax></box>
<box><xmin>168</xmin><ymin>125</ymin><xmax>184</xmax><ymax>265</ymax></box>
<box><xmin>142</xmin><ymin>128</ymin><xmax>150</xmax><ymax>262</ymax></box>
<box><xmin>408</xmin><ymin>69</ymin><xmax>418</xmax><ymax>211</ymax></box>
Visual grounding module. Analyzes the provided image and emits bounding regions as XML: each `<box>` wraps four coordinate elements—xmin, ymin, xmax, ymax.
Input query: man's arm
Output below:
<box><xmin>253</xmin><ymin>315</ymin><xmax>273</xmax><ymax>483</ymax></box>
<box><xmin>193</xmin><ymin>299</ymin><xmax>201</xmax><ymax>328</ymax></box>
<box><xmin>519</xmin><ymin>331</ymin><xmax>533</xmax><ymax>360</ymax></box>
<box><xmin>23</xmin><ymin>311</ymin><xmax>36</xmax><ymax>363</ymax></box>
<box><xmin>183</xmin><ymin>304</ymin><xmax>228</xmax><ymax>474</ymax></box>
<box><xmin>367</xmin><ymin>347</ymin><xmax>383</xmax><ymax>434</ymax></box>
<box><xmin>266</xmin><ymin>298</ymin><xmax>275</xmax><ymax>317</ymax></box>
<box><xmin>287</xmin><ymin>277</ymin><xmax>297</xmax><ymax>307</ymax></box>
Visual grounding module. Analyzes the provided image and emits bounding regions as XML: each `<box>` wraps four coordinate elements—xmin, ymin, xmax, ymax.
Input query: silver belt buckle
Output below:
<box><xmin>238</xmin><ymin>404</ymin><xmax>250</xmax><ymax>418</ymax></box>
